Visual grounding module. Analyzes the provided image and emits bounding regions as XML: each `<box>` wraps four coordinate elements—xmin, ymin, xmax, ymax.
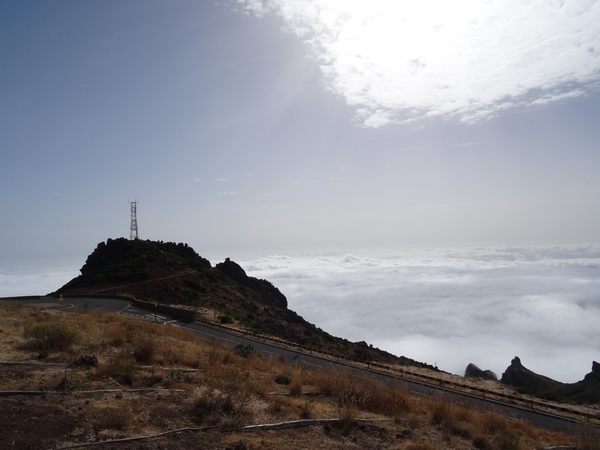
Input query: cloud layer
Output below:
<box><xmin>241</xmin><ymin>244</ymin><xmax>600</xmax><ymax>383</ymax></box>
<box><xmin>239</xmin><ymin>0</ymin><xmax>600</xmax><ymax>126</ymax></box>
<box><xmin>3</xmin><ymin>244</ymin><xmax>599</xmax><ymax>384</ymax></box>
<box><xmin>0</xmin><ymin>260</ymin><xmax>80</xmax><ymax>298</ymax></box>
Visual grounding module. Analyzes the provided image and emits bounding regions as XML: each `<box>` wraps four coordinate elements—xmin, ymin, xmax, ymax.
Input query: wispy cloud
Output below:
<box><xmin>239</xmin><ymin>0</ymin><xmax>600</xmax><ymax>126</ymax></box>
<box><xmin>241</xmin><ymin>244</ymin><xmax>600</xmax><ymax>383</ymax></box>
<box><xmin>380</xmin><ymin>142</ymin><xmax>482</xmax><ymax>153</ymax></box>
<box><xmin>217</xmin><ymin>188</ymin><xmax>250</xmax><ymax>195</ymax></box>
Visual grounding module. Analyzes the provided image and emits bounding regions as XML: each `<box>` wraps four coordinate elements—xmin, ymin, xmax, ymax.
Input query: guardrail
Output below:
<box><xmin>186</xmin><ymin>310</ymin><xmax>600</xmax><ymax>425</ymax></box>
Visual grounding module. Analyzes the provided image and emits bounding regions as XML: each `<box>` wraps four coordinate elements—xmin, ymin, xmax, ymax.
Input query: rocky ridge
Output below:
<box><xmin>499</xmin><ymin>356</ymin><xmax>600</xmax><ymax>404</ymax></box>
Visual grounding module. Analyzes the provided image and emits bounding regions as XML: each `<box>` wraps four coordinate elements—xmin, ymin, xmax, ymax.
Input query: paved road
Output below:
<box><xmin>6</xmin><ymin>296</ymin><xmax>582</xmax><ymax>434</ymax></box>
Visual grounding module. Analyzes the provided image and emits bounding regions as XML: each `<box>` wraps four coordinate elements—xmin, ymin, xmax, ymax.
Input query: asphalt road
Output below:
<box><xmin>6</xmin><ymin>296</ymin><xmax>583</xmax><ymax>434</ymax></box>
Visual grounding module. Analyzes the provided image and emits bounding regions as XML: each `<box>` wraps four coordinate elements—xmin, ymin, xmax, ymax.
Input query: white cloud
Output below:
<box><xmin>241</xmin><ymin>243</ymin><xmax>600</xmax><ymax>383</ymax></box>
<box><xmin>238</xmin><ymin>0</ymin><xmax>600</xmax><ymax>126</ymax></box>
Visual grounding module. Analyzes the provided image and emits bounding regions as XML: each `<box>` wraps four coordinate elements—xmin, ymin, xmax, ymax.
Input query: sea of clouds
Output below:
<box><xmin>0</xmin><ymin>258</ymin><xmax>80</xmax><ymax>299</ymax></box>
<box><xmin>2</xmin><ymin>244</ymin><xmax>599</xmax><ymax>384</ymax></box>
<box><xmin>240</xmin><ymin>244</ymin><xmax>600</xmax><ymax>383</ymax></box>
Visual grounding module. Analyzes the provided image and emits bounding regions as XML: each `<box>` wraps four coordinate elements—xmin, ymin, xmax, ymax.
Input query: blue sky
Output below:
<box><xmin>2</xmin><ymin>0</ymin><xmax>600</xmax><ymax>262</ymax></box>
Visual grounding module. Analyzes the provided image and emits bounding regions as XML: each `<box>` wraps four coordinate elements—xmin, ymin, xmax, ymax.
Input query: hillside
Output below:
<box><xmin>0</xmin><ymin>302</ymin><xmax>580</xmax><ymax>449</ymax></box>
<box><xmin>57</xmin><ymin>238</ymin><xmax>434</xmax><ymax>369</ymax></box>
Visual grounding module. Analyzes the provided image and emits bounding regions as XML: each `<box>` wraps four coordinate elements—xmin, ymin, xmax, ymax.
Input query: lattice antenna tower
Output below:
<box><xmin>129</xmin><ymin>199</ymin><xmax>139</xmax><ymax>240</ymax></box>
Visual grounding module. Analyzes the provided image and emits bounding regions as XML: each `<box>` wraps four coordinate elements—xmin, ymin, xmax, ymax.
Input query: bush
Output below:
<box><xmin>219</xmin><ymin>314</ymin><xmax>234</xmax><ymax>324</ymax></box>
<box><xmin>289</xmin><ymin>378</ymin><xmax>303</xmax><ymax>397</ymax></box>
<box><xmin>234</xmin><ymin>344</ymin><xmax>256</xmax><ymax>358</ymax></box>
<box><xmin>275</xmin><ymin>371</ymin><xmax>293</xmax><ymax>385</ymax></box>
<box><xmin>133</xmin><ymin>337</ymin><xmax>155</xmax><ymax>363</ymax></box>
<box><xmin>300</xmin><ymin>399</ymin><xmax>315</xmax><ymax>419</ymax></box>
<box><xmin>498</xmin><ymin>432</ymin><xmax>521</xmax><ymax>450</ymax></box>
<box><xmin>25</xmin><ymin>322</ymin><xmax>80</xmax><ymax>352</ymax></box>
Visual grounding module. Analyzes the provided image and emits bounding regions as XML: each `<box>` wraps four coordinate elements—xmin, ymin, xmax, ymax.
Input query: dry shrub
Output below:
<box><xmin>267</xmin><ymin>395</ymin><xmax>289</xmax><ymax>416</ymax></box>
<box><xmin>24</xmin><ymin>321</ymin><xmax>80</xmax><ymax>352</ymax></box>
<box><xmin>289</xmin><ymin>377</ymin><xmax>303</xmax><ymax>397</ymax></box>
<box><xmin>338</xmin><ymin>398</ymin><xmax>359</xmax><ymax>422</ymax></box>
<box><xmin>427</xmin><ymin>395</ymin><xmax>454</xmax><ymax>427</ymax></box>
<box><xmin>158</xmin><ymin>340</ymin><xmax>205</xmax><ymax>368</ymax></box>
<box><xmin>179</xmin><ymin>345</ymin><xmax>204</xmax><ymax>368</ymax></box>
<box><xmin>275</xmin><ymin>371</ymin><xmax>293</xmax><ymax>385</ymax></box>
<box><xmin>300</xmin><ymin>399</ymin><xmax>315</xmax><ymax>419</ymax></box>
<box><xmin>132</xmin><ymin>336</ymin><xmax>155</xmax><ymax>363</ymax></box>
<box><xmin>361</xmin><ymin>380</ymin><xmax>412</xmax><ymax>417</ymax></box>
<box><xmin>94</xmin><ymin>352</ymin><xmax>137</xmax><ymax>386</ymax></box>
<box><xmin>222</xmin><ymin>350</ymin><xmax>235</xmax><ymax>365</ymax></box>
<box><xmin>207</xmin><ymin>346</ymin><xmax>223</xmax><ymax>366</ymax></box>
<box><xmin>310</xmin><ymin>368</ymin><xmax>353</xmax><ymax>396</ymax></box>
<box><xmin>193</xmin><ymin>388</ymin><xmax>223</xmax><ymax>424</ymax></box>
<box><xmin>194</xmin><ymin>365</ymin><xmax>262</xmax><ymax>422</ymax></box>
<box><xmin>478</xmin><ymin>411</ymin><xmax>508</xmax><ymax>434</ymax></box>
<box><xmin>453</xmin><ymin>402</ymin><xmax>475</xmax><ymax>423</ymax></box>
<box><xmin>497</xmin><ymin>432</ymin><xmax>521</xmax><ymax>450</ymax></box>
<box><xmin>104</xmin><ymin>322</ymin><xmax>127</xmax><ymax>347</ymax></box>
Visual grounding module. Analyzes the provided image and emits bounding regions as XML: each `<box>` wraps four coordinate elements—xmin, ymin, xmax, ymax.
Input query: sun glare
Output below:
<box><xmin>244</xmin><ymin>0</ymin><xmax>600</xmax><ymax>125</ymax></box>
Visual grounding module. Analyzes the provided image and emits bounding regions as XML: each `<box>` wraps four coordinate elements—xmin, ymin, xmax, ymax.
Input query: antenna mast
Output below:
<box><xmin>129</xmin><ymin>199</ymin><xmax>139</xmax><ymax>240</ymax></box>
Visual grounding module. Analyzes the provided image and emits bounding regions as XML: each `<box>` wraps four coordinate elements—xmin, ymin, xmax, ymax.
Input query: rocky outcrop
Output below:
<box><xmin>500</xmin><ymin>357</ymin><xmax>600</xmax><ymax>404</ymax></box>
<box><xmin>464</xmin><ymin>363</ymin><xmax>498</xmax><ymax>381</ymax></box>
<box><xmin>73</xmin><ymin>238</ymin><xmax>211</xmax><ymax>285</ymax></box>
<box><xmin>501</xmin><ymin>357</ymin><xmax>562</xmax><ymax>393</ymax></box>
<box><xmin>216</xmin><ymin>258</ymin><xmax>287</xmax><ymax>308</ymax></box>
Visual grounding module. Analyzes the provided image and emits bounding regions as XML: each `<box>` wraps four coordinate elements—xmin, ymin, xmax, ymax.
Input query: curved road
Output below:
<box><xmin>8</xmin><ymin>296</ymin><xmax>584</xmax><ymax>435</ymax></box>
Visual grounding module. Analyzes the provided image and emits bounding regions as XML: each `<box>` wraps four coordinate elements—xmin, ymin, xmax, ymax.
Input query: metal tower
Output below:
<box><xmin>129</xmin><ymin>199</ymin><xmax>139</xmax><ymax>240</ymax></box>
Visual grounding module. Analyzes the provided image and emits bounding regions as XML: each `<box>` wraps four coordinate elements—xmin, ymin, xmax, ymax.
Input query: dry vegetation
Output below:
<box><xmin>0</xmin><ymin>300</ymin><xmax>595</xmax><ymax>450</ymax></box>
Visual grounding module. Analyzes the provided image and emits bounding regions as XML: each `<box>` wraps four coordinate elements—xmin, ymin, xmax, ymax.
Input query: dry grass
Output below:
<box><xmin>0</xmin><ymin>301</ymin><xmax>585</xmax><ymax>449</ymax></box>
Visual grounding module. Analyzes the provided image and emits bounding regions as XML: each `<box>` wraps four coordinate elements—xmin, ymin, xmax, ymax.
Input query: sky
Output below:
<box><xmin>1</xmin><ymin>1</ymin><xmax>600</xmax><ymax>382</ymax></box>
<box><xmin>1</xmin><ymin>0</ymin><xmax>600</xmax><ymax>260</ymax></box>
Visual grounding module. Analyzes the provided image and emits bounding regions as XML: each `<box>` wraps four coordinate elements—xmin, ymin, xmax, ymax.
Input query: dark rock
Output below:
<box><xmin>464</xmin><ymin>363</ymin><xmax>498</xmax><ymax>381</ymax></box>
<box><xmin>582</xmin><ymin>361</ymin><xmax>600</xmax><ymax>383</ymax></box>
<box><xmin>501</xmin><ymin>358</ymin><xmax>600</xmax><ymax>404</ymax></box>
<box><xmin>500</xmin><ymin>356</ymin><xmax>561</xmax><ymax>393</ymax></box>
<box><xmin>216</xmin><ymin>258</ymin><xmax>288</xmax><ymax>309</ymax></box>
